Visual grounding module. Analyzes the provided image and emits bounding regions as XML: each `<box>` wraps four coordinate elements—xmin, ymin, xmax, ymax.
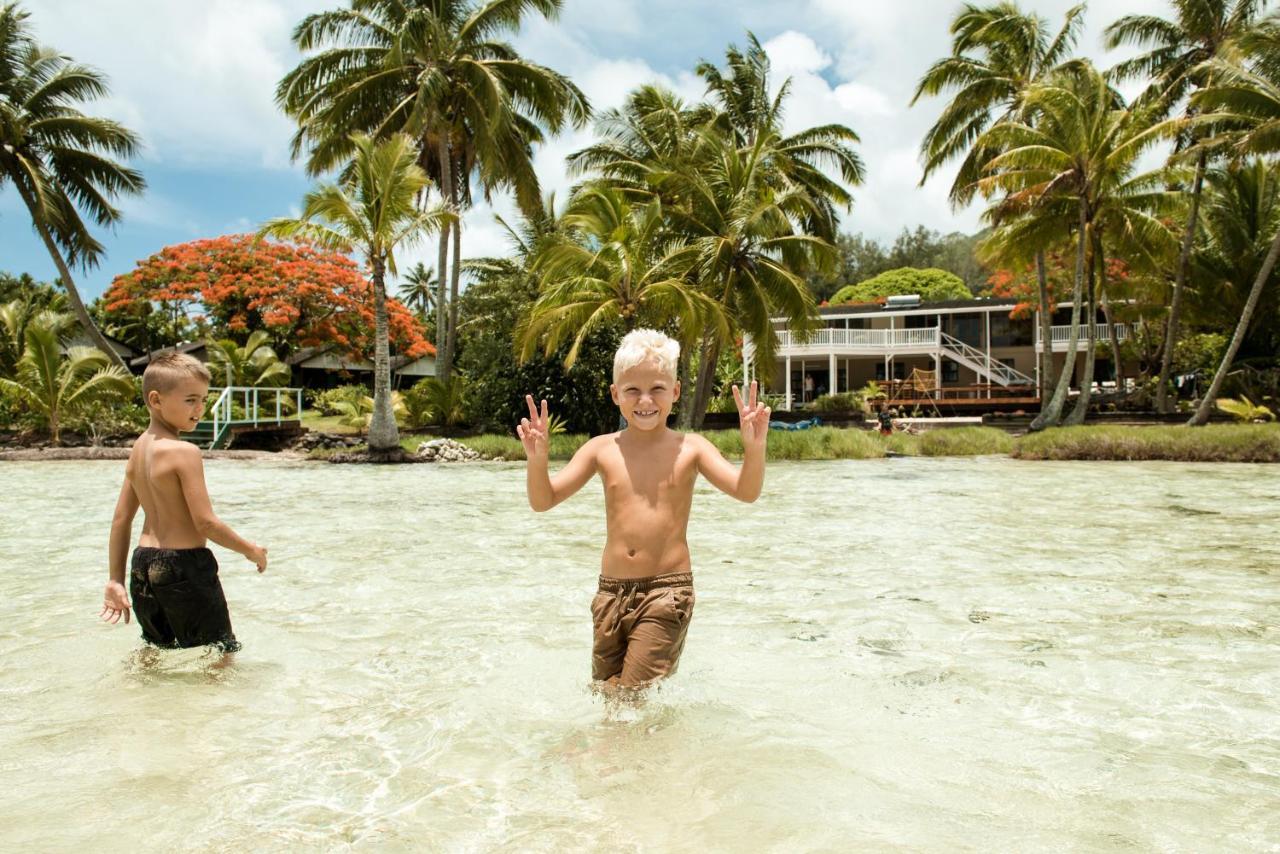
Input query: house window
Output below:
<box><xmin>904</xmin><ymin>313</ymin><xmax>934</xmax><ymax>329</ymax></box>
<box><xmin>949</xmin><ymin>314</ymin><xmax>982</xmax><ymax>346</ymax></box>
<box><xmin>877</xmin><ymin>362</ymin><xmax>906</xmax><ymax>381</ymax></box>
<box><xmin>990</xmin><ymin>313</ymin><xmax>1033</xmax><ymax>346</ymax></box>
<box><xmin>942</xmin><ymin>359</ymin><xmax>958</xmax><ymax>383</ymax></box>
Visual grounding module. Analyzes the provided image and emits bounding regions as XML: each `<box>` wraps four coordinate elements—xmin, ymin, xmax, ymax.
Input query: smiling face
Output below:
<box><xmin>147</xmin><ymin>377</ymin><xmax>209</xmax><ymax>434</ymax></box>
<box><xmin>611</xmin><ymin>360</ymin><xmax>680</xmax><ymax>432</ymax></box>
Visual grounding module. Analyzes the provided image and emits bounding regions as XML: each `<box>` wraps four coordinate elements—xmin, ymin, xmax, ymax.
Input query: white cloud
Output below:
<box><xmin>27</xmin><ymin>0</ymin><xmax>328</xmax><ymax>169</ymax></box>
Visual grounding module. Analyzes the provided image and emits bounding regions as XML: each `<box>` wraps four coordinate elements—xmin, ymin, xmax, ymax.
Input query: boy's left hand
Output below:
<box><xmin>733</xmin><ymin>381</ymin><xmax>770</xmax><ymax>449</ymax></box>
<box><xmin>100</xmin><ymin>580</ymin><xmax>130</xmax><ymax>625</ymax></box>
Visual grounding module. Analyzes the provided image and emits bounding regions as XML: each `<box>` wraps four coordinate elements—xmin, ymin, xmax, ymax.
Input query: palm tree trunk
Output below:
<box><xmin>1036</xmin><ymin>250</ymin><xmax>1055</xmax><ymax>401</ymax></box>
<box><xmin>367</xmin><ymin>254</ymin><xmax>401</xmax><ymax>453</ymax></box>
<box><xmin>1157</xmin><ymin>151</ymin><xmax>1207</xmax><ymax>413</ymax></box>
<box><xmin>15</xmin><ymin>182</ymin><xmax>128</xmax><ymax>371</ymax></box>
<box><xmin>435</xmin><ymin>138</ymin><xmax>456</xmax><ymax>382</ymax></box>
<box><xmin>1188</xmin><ymin>226</ymin><xmax>1280</xmax><ymax>426</ymax></box>
<box><xmin>690</xmin><ymin>335</ymin><xmax>722</xmax><ymax>430</ymax></box>
<box><xmin>675</xmin><ymin>342</ymin><xmax>694</xmax><ymax>429</ymax></box>
<box><xmin>444</xmin><ymin>178</ymin><xmax>462</xmax><ymax>380</ymax></box>
<box><xmin>1065</xmin><ymin>243</ymin><xmax>1098</xmax><ymax>426</ymax></box>
<box><xmin>1031</xmin><ymin>200</ymin><xmax>1088</xmax><ymax>431</ymax></box>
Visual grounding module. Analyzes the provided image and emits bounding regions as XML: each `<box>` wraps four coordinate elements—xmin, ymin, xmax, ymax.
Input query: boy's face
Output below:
<box><xmin>148</xmin><ymin>378</ymin><xmax>209</xmax><ymax>433</ymax></box>
<box><xmin>611</xmin><ymin>361</ymin><xmax>679</xmax><ymax>431</ymax></box>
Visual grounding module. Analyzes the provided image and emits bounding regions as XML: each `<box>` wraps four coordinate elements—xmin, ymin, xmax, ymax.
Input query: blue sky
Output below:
<box><xmin>3</xmin><ymin>0</ymin><xmax>1165</xmax><ymax>300</ymax></box>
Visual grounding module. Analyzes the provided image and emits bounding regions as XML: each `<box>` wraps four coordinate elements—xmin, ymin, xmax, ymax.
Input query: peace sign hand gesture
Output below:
<box><xmin>517</xmin><ymin>395</ymin><xmax>551</xmax><ymax>461</ymax></box>
<box><xmin>733</xmin><ymin>381</ymin><xmax>770</xmax><ymax>450</ymax></box>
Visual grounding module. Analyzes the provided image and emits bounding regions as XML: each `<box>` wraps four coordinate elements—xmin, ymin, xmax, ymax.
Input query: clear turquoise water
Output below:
<box><xmin>0</xmin><ymin>457</ymin><xmax>1277</xmax><ymax>851</ymax></box>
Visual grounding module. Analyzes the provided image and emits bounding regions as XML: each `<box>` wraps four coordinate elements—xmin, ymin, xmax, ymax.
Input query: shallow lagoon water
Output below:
<box><xmin>1</xmin><ymin>456</ymin><xmax>1278</xmax><ymax>851</ymax></box>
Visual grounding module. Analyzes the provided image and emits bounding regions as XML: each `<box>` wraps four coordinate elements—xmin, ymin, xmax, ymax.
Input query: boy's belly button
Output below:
<box><xmin>627</xmin><ymin>548</ymin><xmax>636</xmax><ymax>557</ymax></box>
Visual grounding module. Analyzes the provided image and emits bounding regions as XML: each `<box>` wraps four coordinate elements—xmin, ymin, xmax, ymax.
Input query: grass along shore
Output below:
<box><xmin>301</xmin><ymin>423</ymin><xmax>1280</xmax><ymax>463</ymax></box>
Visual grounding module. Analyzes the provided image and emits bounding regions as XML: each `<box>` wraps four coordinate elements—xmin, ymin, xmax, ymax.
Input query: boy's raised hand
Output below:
<box><xmin>733</xmin><ymin>381</ymin><xmax>771</xmax><ymax>449</ymax></box>
<box><xmin>517</xmin><ymin>395</ymin><xmax>551</xmax><ymax>460</ymax></box>
<box><xmin>100</xmin><ymin>580</ymin><xmax>130</xmax><ymax>625</ymax></box>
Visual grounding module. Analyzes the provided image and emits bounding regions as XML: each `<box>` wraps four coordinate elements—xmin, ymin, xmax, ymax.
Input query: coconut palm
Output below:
<box><xmin>676</xmin><ymin>130</ymin><xmax>832</xmax><ymax>426</ymax></box>
<box><xmin>696</xmin><ymin>34</ymin><xmax>865</xmax><ymax>243</ymax></box>
<box><xmin>520</xmin><ymin>184</ymin><xmax>724</xmax><ymax>368</ymax></box>
<box><xmin>0</xmin><ymin>315</ymin><xmax>133</xmax><ymax>444</ymax></box>
<box><xmin>1184</xmin><ymin>33</ymin><xmax>1280</xmax><ymax>424</ymax></box>
<box><xmin>0</xmin><ymin>299</ymin><xmax>70</xmax><ymax>376</ymax></box>
<box><xmin>1106</xmin><ymin>0</ymin><xmax>1268</xmax><ymax>413</ymax></box>
<box><xmin>913</xmin><ymin>2</ymin><xmax>1085</xmax><ymax>399</ymax></box>
<box><xmin>974</xmin><ymin>64</ymin><xmax>1171</xmax><ymax>428</ymax></box>
<box><xmin>276</xmin><ymin>0</ymin><xmax>590</xmax><ymax>383</ymax></box>
<box><xmin>0</xmin><ymin>3</ymin><xmax>145</xmax><ymax>370</ymax></box>
<box><xmin>206</xmin><ymin>330</ymin><xmax>292</xmax><ymax>387</ymax></box>
<box><xmin>1186</xmin><ymin>160</ymin><xmax>1280</xmax><ymax>355</ymax></box>
<box><xmin>259</xmin><ymin>133</ymin><xmax>450</xmax><ymax>454</ymax></box>
<box><xmin>397</xmin><ymin>262</ymin><xmax>437</xmax><ymax>320</ymax></box>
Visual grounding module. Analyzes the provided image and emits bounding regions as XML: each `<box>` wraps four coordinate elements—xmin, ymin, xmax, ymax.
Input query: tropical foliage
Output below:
<box><xmin>103</xmin><ymin>235</ymin><xmax>432</xmax><ymax>362</ymax></box>
<box><xmin>0</xmin><ymin>3</ymin><xmax>144</xmax><ymax>369</ymax></box>
<box><xmin>830</xmin><ymin>268</ymin><xmax>971</xmax><ymax>305</ymax></box>
<box><xmin>260</xmin><ymin>133</ymin><xmax>450</xmax><ymax>453</ymax></box>
<box><xmin>0</xmin><ymin>314</ymin><xmax>134</xmax><ymax>443</ymax></box>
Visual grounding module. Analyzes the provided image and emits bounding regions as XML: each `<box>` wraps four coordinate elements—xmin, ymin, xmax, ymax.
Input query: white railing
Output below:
<box><xmin>206</xmin><ymin>385</ymin><xmax>304</xmax><ymax>448</ymax></box>
<box><xmin>939</xmin><ymin>332</ymin><xmax>1035</xmax><ymax>386</ymax></box>
<box><xmin>1036</xmin><ymin>324</ymin><xmax>1130</xmax><ymax>348</ymax></box>
<box><xmin>778</xmin><ymin>327</ymin><xmax>941</xmax><ymax>352</ymax></box>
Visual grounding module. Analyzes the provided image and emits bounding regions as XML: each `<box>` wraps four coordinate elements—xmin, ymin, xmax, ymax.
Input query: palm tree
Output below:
<box><xmin>397</xmin><ymin>260</ymin><xmax>438</xmax><ymax>342</ymax></box>
<box><xmin>0</xmin><ymin>315</ymin><xmax>133</xmax><ymax>444</ymax></box>
<box><xmin>259</xmin><ymin>133</ymin><xmax>450</xmax><ymax>454</ymax></box>
<box><xmin>276</xmin><ymin>0</ymin><xmax>590</xmax><ymax>383</ymax></box>
<box><xmin>1185</xmin><ymin>30</ymin><xmax>1280</xmax><ymax>424</ymax></box>
<box><xmin>675</xmin><ymin>130</ymin><xmax>833</xmax><ymax>427</ymax></box>
<box><xmin>0</xmin><ymin>3</ymin><xmax>145</xmax><ymax>370</ymax></box>
<box><xmin>0</xmin><ymin>298</ymin><xmax>69</xmax><ymax>376</ymax></box>
<box><xmin>520</xmin><ymin>184</ymin><xmax>724</xmax><ymax>368</ymax></box>
<box><xmin>207</xmin><ymin>330</ymin><xmax>292</xmax><ymax>387</ymax></box>
<box><xmin>913</xmin><ymin>1</ymin><xmax>1086</xmax><ymax>400</ymax></box>
<box><xmin>1186</xmin><ymin>161</ymin><xmax>1280</xmax><ymax>351</ymax></box>
<box><xmin>696</xmin><ymin>34</ymin><xmax>865</xmax><ymax>243</ymax></box>
<box><xmin>974</xmin><ymin>64</ymin><xmax>1171</xmax><ymax>428</ymax></box>
<box><xmin>1106</xmin><ymin>0</ymin><xmax>1267</xmax><ymax>413</ymax></box>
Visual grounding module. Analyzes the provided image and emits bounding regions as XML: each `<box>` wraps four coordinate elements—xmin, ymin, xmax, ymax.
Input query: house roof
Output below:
<box><xmin>128</xmin><ymin>340</ymin><xmax>208</xmax><ymax>368</ymax></box>
<box><xmin>815</xmin><ymin>297</ymin><xmax>1022</xmax><ymax>317</ymax></box>
<box><xmin>288</xmin><ymin>343</ymin><xmax>435</xmax><ymax>371</ymax></box>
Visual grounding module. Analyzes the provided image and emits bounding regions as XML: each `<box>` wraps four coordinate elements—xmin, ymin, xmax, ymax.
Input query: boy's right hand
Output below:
<box><xmin>517</xmin><ymin>395</ymin><xmax>550</xmax><ymax>461</ymax></box>
<box><xmin>247</xmin><ymin>544</ymin><xmax>268</xmax><ymax>573</ymax></box>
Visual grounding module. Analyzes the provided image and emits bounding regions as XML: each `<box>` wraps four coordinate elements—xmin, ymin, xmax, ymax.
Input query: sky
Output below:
<box><xmin>2</xmin><ymin>0</ymin><xmax>1170</xmax><ymax>300</ymax></box>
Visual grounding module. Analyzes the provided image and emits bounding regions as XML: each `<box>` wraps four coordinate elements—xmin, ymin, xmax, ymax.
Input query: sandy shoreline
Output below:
<box><xmin>0</xmin><ymin>447</ymin><xmax>306</xmax><ymax>462</ymax></box>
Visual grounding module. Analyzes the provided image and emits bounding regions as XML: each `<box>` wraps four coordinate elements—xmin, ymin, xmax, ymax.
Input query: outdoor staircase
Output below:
<box><xmin>184</xmin><ymin>386</ymin><xmax>303</xmax><ymax>451</ymax></box>
<box><xmin>939</xmin><ymin>332</ymin><xmax>1035</xmax><ymax>387</ymax></box>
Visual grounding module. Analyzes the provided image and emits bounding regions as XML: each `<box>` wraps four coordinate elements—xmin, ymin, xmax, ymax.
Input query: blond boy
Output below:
<box><xmin>518</xmin><ymin>329</ymin><xmax>770</xmax><ymax>688</ymax></box>
<box><xmin>100</xmin><ymin>353</ymin><xmax>267</xmax><ymax>652</ymax></box>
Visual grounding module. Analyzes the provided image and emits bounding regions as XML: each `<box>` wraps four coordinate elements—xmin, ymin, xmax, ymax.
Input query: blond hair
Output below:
<box><xmin>613</xmin><ymin>328</ymin><xmax>679</xmax><ymax>385</ymax></box>
<box><xmin>142</xmin><ymin>352</ymin><xmax>211</xmax><ymax>399</ymax></box>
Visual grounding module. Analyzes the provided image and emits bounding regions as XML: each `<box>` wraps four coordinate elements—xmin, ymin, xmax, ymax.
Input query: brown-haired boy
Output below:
<box><xmin>100</xmin><ymin>353</ymin><xmax>267</xmax><ymax>653</ymax></box>
<box><xmin>518</xmin><ymin>328</ymin><xmax>770</xmax><ymax>690</ymax></box>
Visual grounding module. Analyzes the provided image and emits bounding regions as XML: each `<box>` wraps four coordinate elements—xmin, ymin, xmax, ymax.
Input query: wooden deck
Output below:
<box><xmin>877</xmin><ymin>382</ymin><xmax>1041</xmax><ymax>414</ymax></box>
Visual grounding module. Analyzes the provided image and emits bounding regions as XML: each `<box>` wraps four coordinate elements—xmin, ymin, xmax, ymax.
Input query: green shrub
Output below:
<box><xmin>458</xmin><ymin>432</ymin><xmax>590</xmax><ymax>461</ymax></box>
<box><xmin>810</xmin><ymin>391</ymin><xmax>867</xmax><ymax>415</ymax></box>
<box><xmin>1012</xmin><ymin>424</ymin><xmax>1280</xmax><ymax>463</ymax></box>
<box><xmin>831</xmin><ymin>267</ymin><xmax>970</xmax><ymax>305</ymax></box>
<box><xmin>311</xmin><ymin>384</ymin><xmax>368</xmax><ymax>416</ymax></box>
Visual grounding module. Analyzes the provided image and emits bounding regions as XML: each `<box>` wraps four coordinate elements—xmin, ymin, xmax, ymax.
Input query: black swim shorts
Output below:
<box><xmin>129</xmin><ymin>547</ymin><xmax>241</xmax><ymax>652</ymax></box>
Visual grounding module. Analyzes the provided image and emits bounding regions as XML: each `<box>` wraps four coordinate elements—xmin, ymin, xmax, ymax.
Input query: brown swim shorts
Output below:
<box><xmin>591</xmin><ymin>572</ymin><xmax>695</xmax><ymax>687</ymax></box>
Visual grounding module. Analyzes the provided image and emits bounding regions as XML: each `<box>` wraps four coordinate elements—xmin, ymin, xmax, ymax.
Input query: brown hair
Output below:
<box><xmin>142</xmin><ymin>352</ymin><xmax>211</xmax><ymax>400</ymax></box>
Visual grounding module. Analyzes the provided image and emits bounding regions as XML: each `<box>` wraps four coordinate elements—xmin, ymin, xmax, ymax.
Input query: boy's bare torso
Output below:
<box><xmin>127</xmin><ymin>431</ymin><xmax>205</xmax><ymax>549</ymax></box>
<box><xmin>596</xmin><ymin>429</ymin><xmax>700</xmax><ymax>579</ymax></box>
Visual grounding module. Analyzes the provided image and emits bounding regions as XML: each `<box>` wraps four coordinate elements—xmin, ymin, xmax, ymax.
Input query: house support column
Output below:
<box><xmin>829</xmin><ymin>351</ymin><xmax>837</xmax><ymax>395</ymax></box>
<box><xmin>785</xmin><ymin>353</ymin><xmax>792</xmax><ymax>411</ymax></box>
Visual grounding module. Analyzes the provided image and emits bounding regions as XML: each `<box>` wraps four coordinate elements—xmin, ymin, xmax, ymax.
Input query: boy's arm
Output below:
<box><xmin>519</xmin><ymin>395</ymin><xmax>599</xmax><ymax>512</ymax></box>
<box><xmin>695</xmin><ymin>382</ymin><xmax>769</xmax><ymax>503</ymax></box>
<box><xmin>174</xmin><ymin>444</ymin><xmax>267</xmax><ymax>571</ymax></box>
<box><xmin>101</xmin><ymin>477</ymin><xmax>140</xmax><ymax>624</ymax></box>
